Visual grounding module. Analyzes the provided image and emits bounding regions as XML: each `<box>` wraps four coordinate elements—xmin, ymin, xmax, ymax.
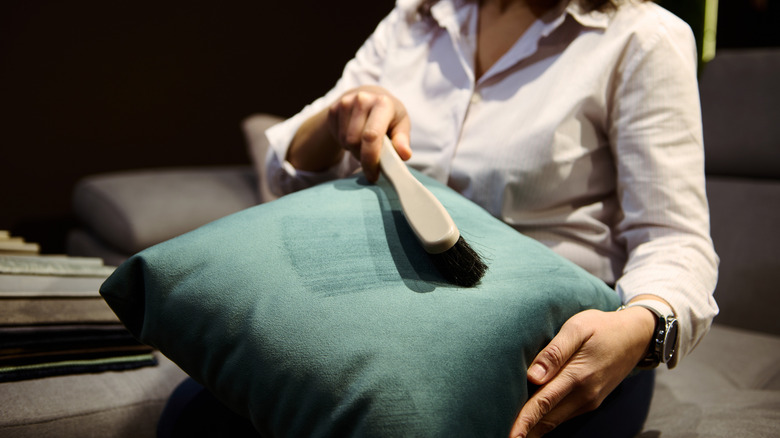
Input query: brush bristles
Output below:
<box><xmin>428</xmin><ymin>236</ymin><xmax>487</xmax><ymax>287</ymax></box>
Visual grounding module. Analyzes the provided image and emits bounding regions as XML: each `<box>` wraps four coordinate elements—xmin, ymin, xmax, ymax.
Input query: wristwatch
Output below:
<box><xmin>620</xmin><ymin>300</ymin><xmax>679</xmax><ymax>369</ymax></box>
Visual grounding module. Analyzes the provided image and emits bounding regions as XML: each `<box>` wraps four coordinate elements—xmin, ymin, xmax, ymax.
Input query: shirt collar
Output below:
<box><xmin>428</xmin><ymin>0</ymin><xmax>472</xmax><ymax>36</ymax></box>
<box><xmin>537</xmin><ymin>1</ymin><xmax>611</xmax><ymax>38</ymax></box>
<box><xmin>564</xmin><ymin>1</ymin><xmax>610</xmax><ymax>29</ymax></box>
<box><xmin>414</xmin><ymin>0</ymin><xmax>610</xmax><ymax>31</ymax></box>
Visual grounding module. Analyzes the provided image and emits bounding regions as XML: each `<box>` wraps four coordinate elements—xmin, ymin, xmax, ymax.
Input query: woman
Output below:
<box><xmin>263</xmin><ymin>0</ymin><xmax>718</xmax><ymax>436</ymax></box>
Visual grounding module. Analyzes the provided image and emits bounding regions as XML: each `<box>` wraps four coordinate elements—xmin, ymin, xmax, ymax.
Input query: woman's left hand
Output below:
<box><xmin>509</xmin><ymin>306</ymin><xmax>656</xmax><ymax>438</ymax></box>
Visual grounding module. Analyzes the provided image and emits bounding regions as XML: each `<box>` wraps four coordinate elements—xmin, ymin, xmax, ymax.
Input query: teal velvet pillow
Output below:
<box><xmin>100</xmin><ymin>171</ymin><xmax>621</xmax><ymax>437</ymax></box>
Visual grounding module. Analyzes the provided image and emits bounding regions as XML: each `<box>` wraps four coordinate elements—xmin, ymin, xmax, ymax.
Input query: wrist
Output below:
<box><xmin>617</xmin><ymin>306</ymin><xmax>657</xmax><ymax>365</ymax></box>
<box><xmin>624</xmin><ymin>305</ymin><xmax>657</xmax><ymax>337</ymax></box>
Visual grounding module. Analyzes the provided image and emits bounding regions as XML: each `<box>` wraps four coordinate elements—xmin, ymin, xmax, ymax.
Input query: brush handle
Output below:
<box><xmin>379</xmin><ymin>136</ymin><xmax>459</xmax><ymax>254</ymax></box>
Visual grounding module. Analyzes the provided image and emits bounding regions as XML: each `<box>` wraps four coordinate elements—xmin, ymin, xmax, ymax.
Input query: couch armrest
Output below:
<box><xmin>72</xmin><ymin>166</ymin><xmax>258</xmax><ymax>255</ymax></box>
<box><xmin>243</xmin><ymin>113</ymin><xmax>284</xmax><ymax>203</ymax></box>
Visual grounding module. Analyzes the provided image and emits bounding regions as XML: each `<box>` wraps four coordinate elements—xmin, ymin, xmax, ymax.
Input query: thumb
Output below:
<box><xmin>527</xmin><ymin>319</ymin><xmax>590</xmax><ymax>385</ymax></box>
<box><xmin>388</xmin><ymin>118</ymin><xmax>412</xmax><ymax>161</ymax></box>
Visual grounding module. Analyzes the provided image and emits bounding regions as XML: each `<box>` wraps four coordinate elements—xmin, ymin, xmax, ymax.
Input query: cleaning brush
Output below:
<box><xmin>379</xmin><ymin>136</ymin><xmax>487</xmax><ymax>287</ymax></box>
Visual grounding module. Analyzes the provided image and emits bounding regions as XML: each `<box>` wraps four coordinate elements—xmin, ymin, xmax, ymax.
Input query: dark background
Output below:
<box><xmin>1</xmin><ymin>0</ymin><xmax>778</xmax><ymax>253</ymax></box>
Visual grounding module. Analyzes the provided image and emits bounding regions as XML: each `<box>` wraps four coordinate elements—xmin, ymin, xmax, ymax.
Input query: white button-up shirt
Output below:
<box><xmin>265</xmin><ymin>0</ymin><xmax>719</xmax><ymax>366</ymax></box>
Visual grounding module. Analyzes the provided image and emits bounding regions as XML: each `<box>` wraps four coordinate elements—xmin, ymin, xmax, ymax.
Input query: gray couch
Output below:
<box><xmin>638</xmin><ymin>47</ymin><xmax>780</xmax><ymax>437</ymax></box>
<box><xmin>2</xmin><ymin>49</ymin><xmax>777</xmax><ymax>437</ymax></box>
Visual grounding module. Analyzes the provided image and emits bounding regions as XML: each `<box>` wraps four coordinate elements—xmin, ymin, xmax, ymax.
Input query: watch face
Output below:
<box><xmin>663</xmin><ymin>318</ymin><xmax>679</xmax><ymax>362</ymax></box>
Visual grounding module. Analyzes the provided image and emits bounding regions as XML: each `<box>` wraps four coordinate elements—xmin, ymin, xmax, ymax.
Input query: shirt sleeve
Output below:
<box><xmin>608</xmin><ymin>13</ymin><xmax>719</xmax><ymax>368</ymax></box>
<box><xmin>263</xmin><ymin>6</ymin><xmax>404</xmax><ymax>197</ymax></box>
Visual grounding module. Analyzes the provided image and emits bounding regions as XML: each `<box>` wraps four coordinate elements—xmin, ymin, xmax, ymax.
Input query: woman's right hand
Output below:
<box><xmin>326</xmin><ymin>85</ymin><xmax>412</xmax><ymax>182</ymax></box>
<box><xmin>287</xmin><ymin>85</ymin><xmax>412</xmax><ymax>183</ymax></box>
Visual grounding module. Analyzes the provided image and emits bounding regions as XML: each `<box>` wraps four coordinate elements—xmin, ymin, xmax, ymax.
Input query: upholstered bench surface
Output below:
<box><xmin>643</xmin><ymin>324</ymin><xmax>780</xmax><ymax>437</ymax></box>
<box><xmin>1</xmin><ymin>352</ymin><xmax>187</xmax><ymax>438</ymax></box>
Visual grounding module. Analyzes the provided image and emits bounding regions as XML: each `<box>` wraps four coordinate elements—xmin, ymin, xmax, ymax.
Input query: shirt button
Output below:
<box><xmin>470</xmin><ymin>92</ymin><xmax>481</xmax><ymax>104</ymax></box>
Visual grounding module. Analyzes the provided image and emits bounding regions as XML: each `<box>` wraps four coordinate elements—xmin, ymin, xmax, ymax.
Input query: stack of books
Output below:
<box><xmin>0</xmin><ymin>231</ymin><xmax>156</xmax><ymax>382</ymax></box>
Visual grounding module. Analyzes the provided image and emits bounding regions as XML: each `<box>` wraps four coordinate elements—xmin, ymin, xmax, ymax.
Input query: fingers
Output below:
<box><xmin>360</xmin><ymin>93</ymin><xmax>395</xmax><ymax>182</ymax></box>
<box><xmin>327</xmin><ymin>86</ymin><xmax>410</xmax><ymax>182</ymax></box>
<box><xmin>510</xmin><ymin>309</ymin><xmax>651</xmax><ymax>437</ymax></box>
<box><xmin>510</xmin><ymin>370</ymin><xmax>587</xmax><ymax>438</ymax></box>
<box><xmin>527</xmin><ymin>315</ymin><xmax>592</xmax><ymax>385</ymax></box>
<box><xmin>509</xmin><ymin>312</ymin><xmax>597</xmax><ymax>438</ymax></box>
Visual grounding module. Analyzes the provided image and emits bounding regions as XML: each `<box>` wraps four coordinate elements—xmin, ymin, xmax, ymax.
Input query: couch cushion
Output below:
<box><xmin>705</xmin><ymin>177</ymin><xmax>780</xmax><ymax>335</ymax></box>
<box><xmin>66</xmin><ymin>228</ymin><xmax>133</xmax><ymax>267</ymax></box>
<box><xmin>72</xmin><ymin>167</ymin><xmax>259</xmax><ymax>255</ymax></box>
<box><xmin>100</xmin><ymin>171</ymin><xmax>621</xmax><ymax>437</ymax></box>
<box><xmin>700</xmin><ymin>49</ymin><xmax>780</xmax><ymax>179</ymax></box>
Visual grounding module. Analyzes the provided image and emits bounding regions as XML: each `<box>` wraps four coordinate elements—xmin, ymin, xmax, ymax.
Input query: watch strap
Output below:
<box><xmin>621</xmin><ymin>299</ymin><xmax>678</xmax><ymax>368</ymax></box>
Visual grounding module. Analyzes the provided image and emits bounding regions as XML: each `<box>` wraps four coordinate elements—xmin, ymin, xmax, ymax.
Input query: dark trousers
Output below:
<box><xmin>158</xmin><ymin>370</ymin><xmax>654</xmax><ymax>438</ymax></box>
<box><xmin>544</xmin><ymin>370</ymin><xmax>655</xmax><ymax>438</ymax></box>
